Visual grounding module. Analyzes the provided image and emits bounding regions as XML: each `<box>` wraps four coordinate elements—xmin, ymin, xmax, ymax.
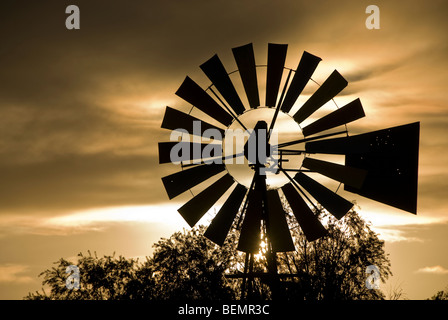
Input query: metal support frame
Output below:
<box><xmin>236</xmin><ymin>152</ymin><xmax>283</xmax><ymax>300</ymax></box>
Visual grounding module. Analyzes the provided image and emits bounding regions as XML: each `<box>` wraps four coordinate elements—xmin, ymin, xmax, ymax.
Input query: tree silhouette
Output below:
<box><xmin>25</xmin><ymin>251</ymin><xmax>143</xmax><ymax>300</ymax></box>
<box><xmin>428</xmin><ymin>286</ymin><xmax>448</xmax><ymax>300</ymax></box>
<box><xmin>278</xmin><ymin>207</ymin><xmax>391</xmax><ymax>300</ymax></box>
<box><xmin>25</xmin><ymin>231</ymin><xmax>240</xmax><ymax>300</ymax></box>
<box><xmin>140</xmin><ymin>226</ymin><xmax>239</xmax><ymax>300</ymax></box>
<box><xmin>25</xmin><ymin>205</ymin><xmax>391</xmax><ymax>300</ymax></box>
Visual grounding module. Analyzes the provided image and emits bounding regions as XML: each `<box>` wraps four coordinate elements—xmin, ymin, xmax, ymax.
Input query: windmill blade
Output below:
<box><xmin>281</xmin><ymin>183</ymin><xmax>327</xmax><ymax>242</ymax></box>
<box><xmin>158</xmin><ymin>142</ymin><xmax>222</xmax><ymax>164</ymax></box>
<box><xmin>302</xmin><ymin>158</ymin><xmax>367</xmax><ymax>189</ymax></box>
<box><xmin>161</xmin><ymin>107</ymin><xmax>225</xmax><ymax>139</ymax></box>
<box><xmin>232</xmin><ymin>43</ymin><xmax>260</xmax><ymax>109</ymax></box>
<box><xmin>237</xmin><ymin>188</ymin><xmax>263</xmax><ymax>253</ymax></box>
<box><xmin>293</xmin><ymin>172</ymin><xmax>353</xmax><ymax>219</ymax></box>
<box><xmin>293</xmin><ymin>70</ymin><xmax>348</xmax><ymax>124</ymax></box>
<box><xmin>265</xmin><ymin>43</ymin><xmax>288</xmax><ymax>107</ymax></box>
<box><xmin>266</xmin><ymin>190</ymin><xmax>295</xmax><ymax>252</ymax></box>
<box><xmin>280</xmin><ymin>51</ymin><xmax>322</xmax><ymax>113</ymax></box>
<box><xmin>200</xmin><ymin>55</ymin><xmax>245</xmax><ymax>115</ymax></box>
<box><xmin>177</xmin><ymin>173</ymin><xmax>235</xmax><ymax>227</ymax></box>
<box><xmin>306</xmin><ymin>122</ymin><xmax>414</xmax><ymax>154</ymax></box>
<box><xmin>161</xmin><ymin>164</ymin><xmax>225</xmax><ymax>199</ymax></box>
<box><xmin>276</xmin><ymin>130</ymin><xmax>348</xmax><ymax>149</ymax></box>
<box><xmin>305</xmin><ymin>136</ymin><xmax>356</xmax><ymax>155</ymax></box>
<box><xmin>305</xmin><ymin>133</ymin><xmax>372</xmax><ymax>155</ymax></box>
<box><xmin>305</xmin><ymin>122</ymin><xmax>420</xmax><ymax>214</ymax></box>
<box><xmin>301</xmin><ymin>98</ymin><xmax>365</xmax><ymax>137</ymax></box>
<box><xmin>204</xmin><ymin>184</ymin><xmax>247</xmax><ymax>246</ymax></box>
<box><xmin>175</xmin><ymin>76</ymin><xmax>234</xmax><ymax>127</ymax></box>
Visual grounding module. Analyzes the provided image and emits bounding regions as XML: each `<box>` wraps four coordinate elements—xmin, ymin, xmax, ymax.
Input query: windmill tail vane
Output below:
<box><xmin>158</xmin><ymin>42</ymin><xmax>420</xmax><ymax>257</ymax></box>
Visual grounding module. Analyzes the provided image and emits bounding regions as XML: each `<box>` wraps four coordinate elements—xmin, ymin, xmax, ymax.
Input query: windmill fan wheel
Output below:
<box><xmin>158</xmin><ymin>43</ymin><xmax>420</xmax><ymax>253</ymax></box>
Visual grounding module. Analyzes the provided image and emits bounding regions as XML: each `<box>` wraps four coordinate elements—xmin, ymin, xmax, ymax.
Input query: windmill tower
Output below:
<box><xmin>158</xmin><ymin>43</ymin><xmax>420</xmax><ymax>299</ymax></box>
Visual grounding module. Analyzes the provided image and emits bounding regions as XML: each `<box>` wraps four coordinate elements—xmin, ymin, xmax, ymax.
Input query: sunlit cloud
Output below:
<box><xmin>0</xmin><ymin>264</ymin><xmax>33</xmax><ymax>284</ymax></box>
<box><xmin>416</xmin><ymin>265</ymin><xmax>448</xmax><ymax>275</ymax></box>
<box><xmin>0</xmin><ymin>205</ymin><xmax>189</xmax><ymax>237</ymax></box>
<box><xmin>351</xmin><ymin>203</ymin><xmax>446</xmax><ymax>243</ymax></box>
<box><xmin>45</xmin><ymin>204</ymin><xmax>186</xmax><ymax>228</ymax></box>
<box><xmin>358</xmin><ymin>209</ymin><xmax>443</xmax><ymax>228</ymax></box>
<box><xmin>370</xmin><ymin>227</ymin><xmax>424</xmax><ymax>244</ymax></box>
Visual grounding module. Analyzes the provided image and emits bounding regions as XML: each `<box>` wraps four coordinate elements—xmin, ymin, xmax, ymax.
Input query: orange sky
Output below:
<box><xmin>1</xmin><ymin>0</ymin><xmax>448</xmax><ymax>299</ymax></box>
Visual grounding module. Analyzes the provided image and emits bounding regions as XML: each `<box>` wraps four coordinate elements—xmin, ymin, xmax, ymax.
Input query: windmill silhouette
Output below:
<box><xmin>158</xmin><ymin>43</ymin><xmax>419</xmax><ymax>298</ymax></box>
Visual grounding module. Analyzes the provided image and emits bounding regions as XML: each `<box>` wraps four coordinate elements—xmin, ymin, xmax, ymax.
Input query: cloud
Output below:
<box><xmin>42</xmin><ymin>204</ymin><xmax>188</xmax><ymax>235</ymax></box>
<box><xmin>354</xmin><ymin>207</ymin><xmax>448</xmax><ymax>243</ymax></box>
<box><xmin>344</xmin><ymin>60</ymin><xmax>404</xmax><ymax>84</ymax></box>
<box><xmin>371</xmin><ymin>227</ymin><xmax>424</xmax><ymax>243</ymax></box>
<box><xmin>416</xmin><ymin>266</ymin><xmax>448</xmax><ymax>275</ymax></box>
<box><xmin>0</xmin><ymin>203</ymin><xmax>189</xmax><ymax>237</ymax></box>
<box><xmin>0</xmin><ymin>264</ymin><xmax>33</xmax><ymax>283</ymax></box>
<box><xmin>0</xmin><ymin>152</ymin><xmax>180</xmax><ymax>216</ymax></box>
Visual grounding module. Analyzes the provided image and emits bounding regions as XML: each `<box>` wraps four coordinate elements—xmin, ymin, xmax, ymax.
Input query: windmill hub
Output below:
<box><xmin>243</xmin><ymin>120</ymin><xmax>271</xmax><ymax>167</ymax></box>
<box><xmin>224</xmin><ymin>107</ymin><xmax>305</xmax><ymax>189</ymax></box>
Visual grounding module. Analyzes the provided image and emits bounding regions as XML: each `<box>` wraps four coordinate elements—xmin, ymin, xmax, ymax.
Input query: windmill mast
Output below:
<box><xmin>239</xmin><ymin>120</ymin><xmax>282</xmax><ymax>299</ymax></box>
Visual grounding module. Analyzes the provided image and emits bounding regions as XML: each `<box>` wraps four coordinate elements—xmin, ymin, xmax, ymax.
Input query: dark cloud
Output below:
<box><xmin>344</xmin><ymin>60</ymin><xmax>404</xmax><ymax>83</ymax></box>
<box><xmin>0</xmin><ymin>152</ymin><xmax>173</xmax><ymax>214</ymax></box>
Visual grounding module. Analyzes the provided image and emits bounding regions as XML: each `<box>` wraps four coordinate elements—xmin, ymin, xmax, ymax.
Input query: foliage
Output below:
<box><xmin>25</xmin><ymin>251</ymin><xmax>143</xmax><ymax>300</ymax></box>
<box><xmin>428</xmin><ymin>286</ymin><xmax>448</xmax><ymax>300</ymax></box>
<box><xmin>25</xmin><ymin>206</ymin><xmax>392</xmax><ymax>300</ymax></box>
<box><xmin>277</xmin><ymin>208</ymin><xmax>392</xmax><ymax>300</ymax></box>
<box><xmin>145</xmin><ymin>226</ymin><xmax>239</xmax><ymax>300</ymax></box>
<box><xmin>25</xmin><ymin>229</ymin><xmax>239</xmax><ymax>300</ymax></box>
<box><xmin>385</xmin><ymin>280</ymin><xmax>407</xmax><ymax>300</ymax></box>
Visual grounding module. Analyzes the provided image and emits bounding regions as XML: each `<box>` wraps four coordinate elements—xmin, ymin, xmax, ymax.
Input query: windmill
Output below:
<box><xmin>158</xmin><ymin>43</ymin><xmax>420</xmax><ymax>298</ymax></box>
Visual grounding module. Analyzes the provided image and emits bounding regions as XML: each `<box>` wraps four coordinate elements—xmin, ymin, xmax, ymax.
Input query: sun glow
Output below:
<box><xmin>253</xmin><ymin>239</ymin><xmax>269</xmax><ymax>262</ymax></box>
<box><xmin>45</xmin><ymin>204</ymin><xmax>188</xmax><ymax>228</ymax></box>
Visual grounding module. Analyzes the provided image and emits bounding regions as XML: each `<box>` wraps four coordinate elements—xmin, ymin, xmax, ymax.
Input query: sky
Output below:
<box><xmin>1</xmin><ymin>0</ymin><xmax>448</xmax><ymax>300</ymax></box>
